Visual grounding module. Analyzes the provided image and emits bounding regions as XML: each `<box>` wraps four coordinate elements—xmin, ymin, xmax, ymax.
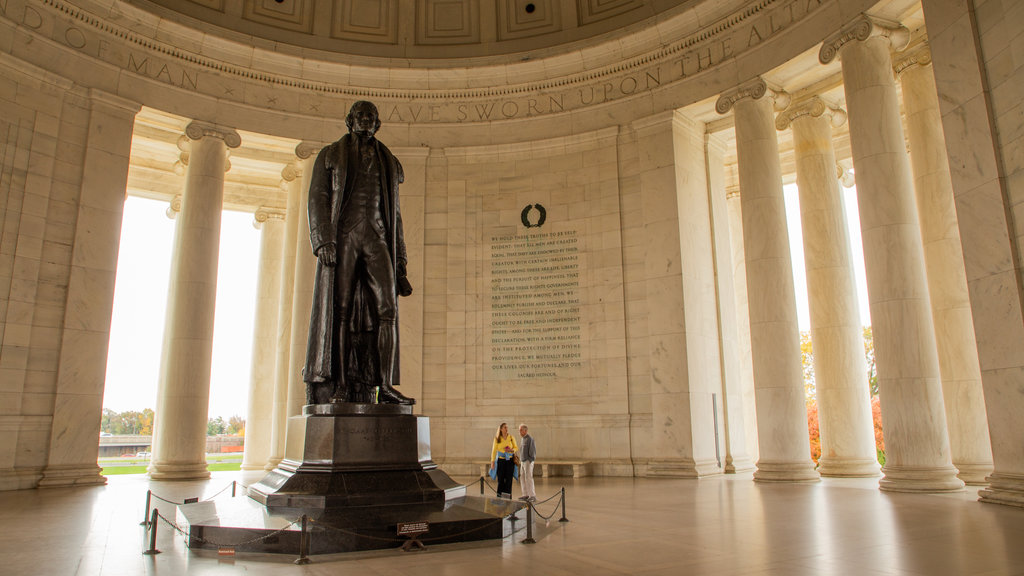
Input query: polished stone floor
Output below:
<box><xmin>2</xmin><ymin>470</ymin><xmax>1023</xmax><ymax>575</ymax></box>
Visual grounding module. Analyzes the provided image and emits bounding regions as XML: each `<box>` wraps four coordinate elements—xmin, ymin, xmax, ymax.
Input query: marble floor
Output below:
<box><xmin>2</xmin><ymin>470</ymin><xmax>1023</xmax><ymax>575</ymax></box>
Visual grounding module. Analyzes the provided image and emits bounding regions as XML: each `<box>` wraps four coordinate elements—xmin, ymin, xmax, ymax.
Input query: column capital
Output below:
<box><xmin>715</xmin><ymin>77</ymin><xmax>791</xmax><ymax>115</ymax></box>
<box><xmin>295</xmin><ymin>141</ymin><xmax>322</xmax><ymax>160</ymax></box>
<box><xmin>185</xmin><ymin>121</ymin><xmax>242</xmax><ymax>149</ymax></box>
<box><xmin>166</xmin><ymin>195</ymin><xmax>182</xmax><ymax>219</ymax></box>
<box><xmin>819</xmin><ymin>15</ymin><xmax>910</xmax><ymax>65</ymax></box>
<box><xmin>836</xmin><ymin>163</ymin><xmax>855</xmax><ymax>188</ymax></box>
<box><xmin>281</xmin><ymin>161</ymin><xmax>303</xmax><ymax>183</ymax></box>
<box><xmin>253</xmin><ymin>207</ymin><xmax>287</xmax><ymax>229</ymax></box>
<box><xmin>775</xmin><ymin>96</ymin><xmax>847</xmax><ymax>131</ymax></box>
<box><xmin>894</xmin><ymin>44</ymin><xmax>933</xmax><ymax>78</ymax></box>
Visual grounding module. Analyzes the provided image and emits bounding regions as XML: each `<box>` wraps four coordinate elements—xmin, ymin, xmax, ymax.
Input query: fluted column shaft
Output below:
<box><xmin>898</xmin><ymin>52</ymin><xmax>993</xmax><ymax>485</ymax></box>
<box><xmin>718</xmin><ymin>80</ymin><xmax>818</xmax><ymax>483</ymax></box>
<box><xmin>725</xmin><ymin>187</ymin><xmax>760</xmax><ymax>465</ymax></box>
<box><xmin>286</xmin><ymin>154</ymin><xmax>317</xmax><ymax>417</ymax></box>
<box><xmin>241</xmin><ymin>208</ymin><xmax>286</xmax><ymax>471</ymax></box>
<box><xmin>707</xmin><ymin>136</ymin><xmax>755</xmax><ymax>474</ymax></box>
<box><xmin>266</xmin><ymin>149</ymin><xmax>309</xmax><ymax>470</ymax></box>
<box><xmin>149</xmin><ymin>122</ymin><xmax>239</xmax><ymax>480</ymax></box>
<box><xmin>783</xmin><ymin>102</ymin><xmax>879</xmax><ymax>477</ymax></box>
<box><xmin>823</xmin><ymin>18</ymin><xmax>962</xmax><ymax>492</ymax></box>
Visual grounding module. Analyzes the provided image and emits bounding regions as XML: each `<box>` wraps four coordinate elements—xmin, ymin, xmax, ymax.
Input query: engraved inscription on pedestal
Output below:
<box><xmin>487</xmin><ymin>228</ymin><xmax>583</xmax><ymax>380</ymax></box>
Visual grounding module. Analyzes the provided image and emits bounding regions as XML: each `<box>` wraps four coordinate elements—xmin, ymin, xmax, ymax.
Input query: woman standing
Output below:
<box><xmin>489</xmin><ymin>422</ymin><xmax>519</xmax><ymax>499</ymax></box>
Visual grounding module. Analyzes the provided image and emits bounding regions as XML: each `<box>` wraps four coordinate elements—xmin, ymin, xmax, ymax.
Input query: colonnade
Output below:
<box><xmin>146</xmin><ymin>133</ymin><xmax>317</xmax><ymax>478</ymax></box>
<box><xmin>710</xmin><ymin>14</ymin><xmax>994</xmax><ymax>492</ymax></box>
<box><xmin>135</xmin><ymin>14</ymin><xmax>1003</xmax><ymax>498</ymax></box>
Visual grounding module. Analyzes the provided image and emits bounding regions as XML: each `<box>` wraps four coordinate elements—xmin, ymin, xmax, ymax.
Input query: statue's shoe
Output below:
<box><xmin>379</xmin><ymin>386</ymin><xmax>416</xmax><ymax>405</ymax></box>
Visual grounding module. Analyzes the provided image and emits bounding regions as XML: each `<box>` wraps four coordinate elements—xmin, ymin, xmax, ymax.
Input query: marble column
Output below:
<box><xmin>285</xmin><ymin>150</ymin><xmax>317</xmax><ymax>418</ymax></box>
<box><xmin>725</xmin><ymin>184</ymin><xmax>760</xmax><ymax>464</ymax></box>
<box><xmin>716</xmin><ymin>78</ymin><xmax>819</xmax><ymax>483</ymax></box>
<box><xmin>777</xmin><ymin>97</ymin><xmax>879</xmax><ymax>477</ymax></box>
<box><xmin>896</xmin><ymin>46</ymin><xmax>993</xmax><ymax>486</ymax></box>
<box><xmin>707</xmin><ymin>134</ymin><xmax>755</xmax><ymax>474</ymax></box>
<box><xmin>265</xmin><ymin>147</ymin><xmax>312</xmax><ymax>470</ymax></box>
<box><xmin>921</xmin><ymin>0</ymin><xmax>1024</xmax><ymax>508</ymax></box>
<box><xmin>38</xmin><ymin>90</ymin><xmax>141</xmax><ymax>487</ymax></box>
<box><xmin>821</xmin><ymin>15</ymin><xmax>962</xmax><ymax>492</ymax></box>
<box><xmin>149</xmin><ymin>121</ymin><xmax>240</xmax><ymax>480</ymax></box>
<box><xmin>241</xmin><ymin>207</ymin><xmax>286</xmax><ymax>471</ymax></box>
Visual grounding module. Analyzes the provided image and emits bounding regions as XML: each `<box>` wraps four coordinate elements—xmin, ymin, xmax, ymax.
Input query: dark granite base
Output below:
<box><xmin>246</xmin><ymin>409</ymin><xmax>462</xmax><ymax>511</ymax></box>
<box><xmin>209</xmin><ymin>407</ymin><xmax>516</xmax><ymax>556</ymax></box>
<box><xmin>175</xmin><ymin>495</ymin><xmax>526</xmax><ymax>555</ymax></box>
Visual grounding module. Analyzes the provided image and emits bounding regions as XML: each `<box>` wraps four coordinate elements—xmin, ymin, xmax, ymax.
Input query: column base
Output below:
<box><xmin>0</xmin><ymin>467</ymin><xmax>43</xmax><ymax>491</ymax></box>
<box><xmin>879</xmin><ymin>464</ymin><xmax>964</xmax><ymax>493</ymax></box>
<box><xmin>978</xmin><ymin>473</ymin><xmax>1024</xmax><ymax>508</ymax></box>
<box><xmin>265</xmin><ymin>457</ymin><xmax>283</xmax><ymax>471</ymax></box>
<box><xmin>646</xmin><ymin>458</ymin><xmax>721</xmax><ymax>478</ymax></box>
<box><xmin>817</xmin><ymin>456</ymin><xmax>881</xmax><ymax>478</ymax></box>
<box><xmin>724</xmin><ymin>457</ymin><xmax>756</xmax><ymax>474</ymax></box>
<box><xmin>647</xmin><ymin>457</ymin><xmax>720</xmax><ymax>475</ymax></box>
<box><xmin>37</xmin><ymin>464</ymin><xmax>107</xmax><ymax>488</ymax></box>
<box><xmin>148</xmin><ymin>462</ymin><xmax>211</xmax><ymax>480</ymax></box>
<box><xmin>753</xmin><ymin>460</ymin><xmax>820</xmax><ymax>483</ymax></box>
<box><xmin>240</xmin><ymin>463</ymin><xmax>268</xmax><ymax>471</ymax></box>
<box><xmin>953</xmin><ymin>462</ymin><xmax>994</xmax><ymax>486</ymax></box>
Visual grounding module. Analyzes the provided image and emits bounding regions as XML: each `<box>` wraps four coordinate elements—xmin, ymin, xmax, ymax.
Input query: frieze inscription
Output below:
<box><xmin>3</xmin><ymin>0</ymin><xmax>834</xmax><ymax>122</ymax></box>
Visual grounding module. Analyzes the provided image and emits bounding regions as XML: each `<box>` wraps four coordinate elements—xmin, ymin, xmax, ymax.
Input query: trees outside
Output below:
<box><xmin>802</xmin><ymin>329</ymin><xmax>884</xmax><ymax>465</ymax></box>
<box><xmin>100</xmin><ymin>409</ymin><xmax>245</xmax><ymax>437</ymax></box>
<box><xmin>207</xmin><ymin>416</ymin><xmax>226</xmax><ymax>436</ymax></box>
<box><xmin>207</xmin><ymin>415</ymin><xmax>245</xmax><ymax>436</ymax></box>
<box><xmin>227</xmin><ymin>415</ymin><xmax>245</xmax><ymax>436</ymax></box>
<box><xmin>99</xmin><ymin>408</ymin><xmax>154</xmax><ymax>435</ymax></box>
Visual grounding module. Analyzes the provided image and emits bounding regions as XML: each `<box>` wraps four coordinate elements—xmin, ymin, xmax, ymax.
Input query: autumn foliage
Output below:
<box><xmin>802</xmin><ymin>329</ymin><xmax>885</xmax><ymax>465</ymax></box>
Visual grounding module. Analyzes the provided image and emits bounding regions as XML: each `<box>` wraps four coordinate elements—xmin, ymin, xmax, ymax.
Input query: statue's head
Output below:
<box><xmin>346</xmin><ymin>101</ymin><xmax>381</xmax><ymax>137</ymax></box>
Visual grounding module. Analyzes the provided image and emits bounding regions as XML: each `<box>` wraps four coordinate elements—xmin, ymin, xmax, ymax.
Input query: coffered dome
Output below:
<box><xmin>126</xmin><ymin>0</ymin><xmax>698</xmax><ymax>62</ymax></box>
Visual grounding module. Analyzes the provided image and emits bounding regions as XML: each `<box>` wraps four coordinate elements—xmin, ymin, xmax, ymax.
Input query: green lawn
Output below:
<box><xmin>99</xmin><ymin>454</ymin><xmax>243</xmax><ymax>476</ymax></box>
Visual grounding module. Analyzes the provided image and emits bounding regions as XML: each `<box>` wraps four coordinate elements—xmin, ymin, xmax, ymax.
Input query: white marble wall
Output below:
<box><xmin>425</xmin><ymin>128</ymin><xmax>633</xmax><ymax>476</ymax></box>
<box><xmin>0</xmin><ymin>61</ymin><xmax>72</xmax><ymax>491</ymax></box>
<box><xmin>632</xmin><ymin>111</ymin><xmax>729</xmax><ymax>478</ymax></box>
<box><xmin>0</xmin><ymin>57</ymin><xmax>139</xmax><ymax>489</ymax></box>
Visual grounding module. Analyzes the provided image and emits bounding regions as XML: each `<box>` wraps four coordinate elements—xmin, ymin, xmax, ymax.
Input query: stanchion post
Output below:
<box><xmin>140</xmin><ymin>490</ymin><xmax>152</xmax><ymax>526</ymax></box>
<box><xmin>232</xmin><ymin>480</ymin><xmax>236</xmax><ymax>497</ymax></box>
<box><xmin>143</xmin><ymin>509</ymin><xmax>161</xmax><ymax>555</ymax></box>
<box><xmin>294</xmin><ymin>514</ymin><xmax>311</xmax><ymax>565</ymax></box>
<box><xmin>559</xmin><ymin>487</ymin><xmax>569</xmax><ymax>523</ymax></box>
<box><xmin>522</xmin><ymin>503</ymin><xmax>536</xmax><ymax>544</ymax></box>
<box><xmin>479</xmin><ymin>476</ymin><xmax>484</xmax><ymax>495</ymax></box>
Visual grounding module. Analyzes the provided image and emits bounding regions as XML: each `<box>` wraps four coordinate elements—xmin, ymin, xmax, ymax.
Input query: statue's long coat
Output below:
<box><xmin>303</xmin><ymin>133</ymin><xmax>406</xmax><ymax>386</ymax></box>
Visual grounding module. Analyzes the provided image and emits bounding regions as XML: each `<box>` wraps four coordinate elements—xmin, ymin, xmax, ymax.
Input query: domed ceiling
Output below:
<box><xmin>125</xmin><ymin>0</ymin><xmax>697</xmax><ymax>62</ymax></box>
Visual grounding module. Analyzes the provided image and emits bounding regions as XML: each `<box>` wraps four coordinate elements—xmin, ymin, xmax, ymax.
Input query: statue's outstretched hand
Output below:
<box><xmin>316</xmin><ymin>243</ymin><xmax>336</xmax><ymax>266</ymax></box>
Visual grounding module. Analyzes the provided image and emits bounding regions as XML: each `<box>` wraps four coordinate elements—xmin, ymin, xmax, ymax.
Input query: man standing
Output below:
<box><xmin>518</xmin><ymin>424</ymin><xmax>536</xmax><ymax>501</ymax></box>
<box><xmin>303</xmin><ymin>101</ymin><xmax>414</xmax><ymax>406</ymax></box>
